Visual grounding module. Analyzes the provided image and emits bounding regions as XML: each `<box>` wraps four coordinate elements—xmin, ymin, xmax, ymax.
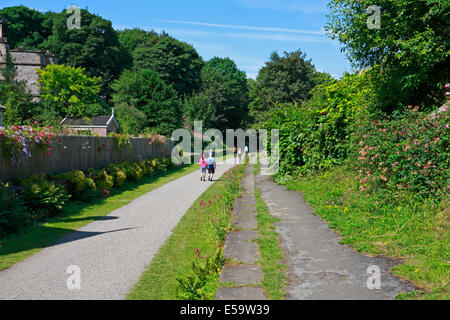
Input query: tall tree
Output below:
<box><xmin>256</xmin><ymin>50</ymin><xmax>319</xmax><ymax>107</ymax></box>
<box><xmin>37</xmin><ymin>64</ymin><xmax>103</xmax><ymax>118</ymax></box>
<box><xmin>326</xmin><ymin>0</ymin><xmax>450</xmax><ymax>111</ymax></box>
<box><xmin>199</xmin><ymin>57</ymin><xmax>249</xmax><ymax>131</ymax></box>
<box><xmin>41</xmin><ymin>9</ymin><xmax>132</xmax><ymax>100</ymax></box>
<box><xmin>111</xmin><ymin>69</ymin><xmax>181</xmax><ymax>136</ymax></box>
<box><xmin>0</xmin><ymin>6</ymin><xmax>52</xmax><ymax>49</ymax></box>
<box><xmin>129</xmin><ymin>32</ymin><xmax>204</xmax><ymax>98</ymax></box>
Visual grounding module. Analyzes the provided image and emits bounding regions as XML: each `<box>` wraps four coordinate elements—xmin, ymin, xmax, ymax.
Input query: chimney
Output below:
<box><xmin>0</xmin><ymin>20</ymin><xmax>8</xmax><ymax>40</ymax></box>
<box><xmin>0</xmin><ymin>20</ymin><xmax>8</xmax><ymax>63</ymax></box>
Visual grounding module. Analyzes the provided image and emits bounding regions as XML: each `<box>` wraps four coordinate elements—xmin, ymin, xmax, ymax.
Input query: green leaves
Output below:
<box><xmin>37</xmin><ymin>64</ymin><xmax>102</xmax><ymax>118</ymax></box>
<box><xmin>111</xmin><ymin>69</ymin><xmax>181</xmax><ymax>136</ymax></box>
<box><xmin>326</xmin><ymin>0</ymin><xmax>450</xmax><ymax>111</ymax></box>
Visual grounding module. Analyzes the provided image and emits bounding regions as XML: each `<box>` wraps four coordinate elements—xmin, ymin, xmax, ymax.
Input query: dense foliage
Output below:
<box><xmin>124</xmin><ymin>30</ymin><xmax>205</xmax><ymax>98</ymax></box>
<box><xmin>0</xmin><ymin>6</ymin><xmax>53</xmax><ymax>49</ymax></box>
<box><xmin>111</xmin><ymin>69</ymin><xmax>182</xmax><ymax>136</ymax></box>
<box><xmin>353</xmin><ymin>106</ymin><xmax>449</xmax><ymax>197</ymax></box>
<box><xmin>41</xmin><ymin>9</ymin><xmax>132</xmax><ymax>99</ymax></box>
<box><xmin>37</xmin><ymin>64</ymin><xmax>104</xmax><ymax>118</ymax></box>
<box><xmin>192</xmin><ymin>57</ymin><xmax>249</xmax><ymax>131</ymax></box>
<box><xmin>249</xmin><ymin>50</ymin><xmax>328</xmax><ymax>124</ymax></box>
<box><xmin>326</xmin><ymin>0</ymin><xmax>450</xmax><ymax>111</ymax></box>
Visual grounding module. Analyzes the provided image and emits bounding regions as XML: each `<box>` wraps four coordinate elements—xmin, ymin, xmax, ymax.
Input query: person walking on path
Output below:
<box><xmin>237</xmin><ymin>148</ymin><xmax>242</xmax><ymax>164</ymax></box>
<box><xmin>207</xmin><ymin>152</ymin><xmax>217</xmax><ymax>181</ymax></box>
<box><xmin>200</xmin><ymin>154</ymin><xmax>208</xmax><ymax>181</ymax></box>
<box><xmin>244</xmin><ymin>145</ymin><xmax>249</xmax><ymax>157</ymax></box>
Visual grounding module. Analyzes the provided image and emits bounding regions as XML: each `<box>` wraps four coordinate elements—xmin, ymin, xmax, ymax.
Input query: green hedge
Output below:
<box><xmin>0</xmin><ymin>157</ymin><xmax>175</xmax><ymax>238</ymax></box>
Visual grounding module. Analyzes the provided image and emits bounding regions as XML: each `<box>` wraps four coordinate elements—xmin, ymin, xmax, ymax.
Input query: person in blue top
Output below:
<box><xmin>207</xmin><ymin>152</ymin><xmax>216</xmax><ymax>181</ymax></box>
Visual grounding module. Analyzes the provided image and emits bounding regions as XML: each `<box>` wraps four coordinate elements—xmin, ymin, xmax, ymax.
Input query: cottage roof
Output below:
<box><xmin>61</xmin><ymin>113</ymin><xmax>119</xmax><ymax>129</ymax></box>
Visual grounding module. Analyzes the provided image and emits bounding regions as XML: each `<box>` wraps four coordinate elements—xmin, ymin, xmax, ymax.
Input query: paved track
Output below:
<box><xmin>0</xmin><ymin>160</ymin><xmax>235</xmax><ymax>300</ymax></box>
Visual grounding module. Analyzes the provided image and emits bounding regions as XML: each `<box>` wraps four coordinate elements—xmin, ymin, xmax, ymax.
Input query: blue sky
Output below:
<box><xmin>3</xmin><ymin>0</ymin><xmax>353</xmax><ymax>79</ymax></box>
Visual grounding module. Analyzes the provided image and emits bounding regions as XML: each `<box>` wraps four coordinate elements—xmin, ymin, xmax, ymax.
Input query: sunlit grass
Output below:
<box><xmin>284</xmin><ymin>167</ymin><xmax>449</xmax><ymax>300</ymax></box>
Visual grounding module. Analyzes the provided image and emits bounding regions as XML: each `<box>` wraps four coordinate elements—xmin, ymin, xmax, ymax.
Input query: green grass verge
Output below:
<box><xmin>253</xmin><ymin>163</ymin><xmax>288</xmax><ymax>300</ymax></box>
<box><xmin>283</xmin><ymin>167</ymin><xmax>449</xmax><ymax>300</ymax></box>
<box><xmin>127</xmin><ymin>165</ymin><xmax>245</xmax><ymax>300</ymax></box>
<box><xmin>0</xmin><ymin>164</ymin><xmax>198</xmax><ymax>271</ymax></box>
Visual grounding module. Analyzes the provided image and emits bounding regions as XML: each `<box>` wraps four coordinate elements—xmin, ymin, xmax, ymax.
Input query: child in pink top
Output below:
<box><xmin>200</xmin><ymin>154</ymin><xmax>207</xmax><ymax>181</ymax></box>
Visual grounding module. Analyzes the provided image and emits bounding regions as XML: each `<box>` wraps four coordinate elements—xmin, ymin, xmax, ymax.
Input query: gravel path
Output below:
<box><xmin>0</xmin><ymin>160</ymin><xmax>235</xmax><ymax>300</ymax></box>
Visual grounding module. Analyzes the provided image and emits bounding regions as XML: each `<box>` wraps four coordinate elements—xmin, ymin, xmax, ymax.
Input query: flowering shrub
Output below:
<box><xmin>0</xmin><ymin>125</ymin><xmax>55</xmax><ymax>161</ymax></box>
<box><xmin>353</xmin><ymin>106</ymin><xmax>449</xmax><ymax>197</ymax></box>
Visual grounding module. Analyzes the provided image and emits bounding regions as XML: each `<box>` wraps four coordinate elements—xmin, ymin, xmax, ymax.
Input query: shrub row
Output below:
<box><xmin>0</xmin><ymin>157</ymin><xmax>175</xmax><ymax>238</ymax></box>
<box><xmin>265</xmin><ymin>71</ymin><xmax>449</xmax><ymax>198</ymax></box>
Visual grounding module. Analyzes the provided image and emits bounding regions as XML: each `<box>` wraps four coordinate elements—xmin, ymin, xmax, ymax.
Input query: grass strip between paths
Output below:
<box><xmin>128</xmin><ymin>165</ymin><xmax>245</xmax><ymax>300</ymax></box>
<box><xmin>0</xmin><ymin>164</ymin><xmax>198</xmax><ymax>271</ymax></box>
<box><xmin>253</xmin><ymin>163</ymin><xmax>288</xmax><ymax>300</ymax></box>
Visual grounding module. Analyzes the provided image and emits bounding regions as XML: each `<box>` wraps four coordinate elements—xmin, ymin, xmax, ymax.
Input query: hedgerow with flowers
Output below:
<box><xmin>352</xmin><ymin>106</ymin><xmax>449</xmax><ymax>198</ymax></box>
<box><xmin>0</xmin><ymin>124</ymin><xmax>55</xmax><ymax>161</ymax></box>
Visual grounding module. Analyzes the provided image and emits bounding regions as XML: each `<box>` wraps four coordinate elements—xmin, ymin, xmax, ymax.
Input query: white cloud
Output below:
<box><xmin>159</xmin><ymin>19</ymin><xmax>324</xmax><ymax>35</ymax></box>
<box><xmin>115</xmin><ymin>25</ymin><xmax>328</xmax><ymax>43</ymax></box>
<box><xmin>235</xmin><ymin>0</ymin><xmax>328</xmax><ymax>14</ymax></box>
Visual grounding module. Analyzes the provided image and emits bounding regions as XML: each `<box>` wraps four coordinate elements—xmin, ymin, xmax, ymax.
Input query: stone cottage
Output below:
<box><xmin>61</xmin><ymin>110</ymin><xmax>120</xmax><ymax>137</ymax></box>
<box><xmin>0</xmin><ymin>20</ymin><xmax>57</xmax><ymax>101</ymax></box>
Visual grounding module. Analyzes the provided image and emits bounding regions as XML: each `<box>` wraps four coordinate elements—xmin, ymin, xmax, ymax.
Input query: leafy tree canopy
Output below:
<box><xmin>256</xmin><ymin>50</ymin><xmax>319</xmax><ymax>106</ymax></box>
<box><xmin>248</xmin><ymin>50</ymin><xmax>323</xmax><ymax>125</ymax></box>
<box><xmin>184</xmin><ymin>92</ymin><xmax>214</xmax><ymax>129</ymax></box>
<box><xmin>0</xmin><ymin>6</ymin><xmax>53</xmax><ymax>49</ymax></box>
<box><xmin>326</xmin><ymin>0</ymin><xmax>450</xmax><ymax>111</ymax></box>
<box><xmin>41</xmin><ymin>9</ymin><xmax>132</xmax><ymax>100</ymax></box>
<box><xmin>111</xmin><ymin>69</ymin><xmax>182</xmax><ymax>136</ymax></box>
<box><xmin>200</xmin><ymin>57</ymin><xmax>249</xmax><ymax>131</ymax></box>
<box><xmin>37</xmin><ymin>64</ymin><xmax>103</xmax><ymax>118</ymax></box>
<box><xmin>121</xmin><ymin>30</ymin><xmax>204</xmax><ymax>98</ymax></box>
<box><xmin>113</xmin><ymin>103</ymin><xmax>148</xmax><ymax>135</ymax></box>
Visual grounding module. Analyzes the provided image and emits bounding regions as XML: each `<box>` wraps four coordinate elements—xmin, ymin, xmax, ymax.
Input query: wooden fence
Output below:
<box><xmin>0</xmin><ymin>135</ymin><xmax>174</xmax><ymax>182</ymax></box>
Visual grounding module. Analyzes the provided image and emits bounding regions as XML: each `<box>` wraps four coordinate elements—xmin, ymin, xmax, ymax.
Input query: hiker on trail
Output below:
<box><xmin>207</xmin><ymin>152</ymin><xmax>216</xmax><ymax>181</ymax></box>
<box><xmin>245</xmin><ymin>145</ymin><xmax>249</xmax><ymax>157</ymax></box>
<box><xmin>237</xmin><ymin>148</ymin><xmax>242</xmax><ymax>164</ymax></box>
<box><xmin>200</xmin><ymin>154</ymin><xmax>207</xmax><ymax>181</ymax></box>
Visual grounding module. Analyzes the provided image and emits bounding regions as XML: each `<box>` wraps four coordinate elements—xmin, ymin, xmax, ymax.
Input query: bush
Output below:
<box><xmin>0</xmin><ymin>182</ymin><xmax>29</xmax><ymax>237</ymax></box>
<box><xmin>52</xmin><ymin>170</ymin><xmax>88</xmax><ymax>194</ymax></box>
<box><xmin>264</xmin><ymin>71</ymin><xmax>377</xmax><ymax>176</ymax></box>
<box><xmin>87</xmin><ymin>169</ymin><xmax>114</xmax><ymax>191</ymax></box>
<box><xmin>106</xmin><ymin>164</ymin><xmax>127</xmax><ymax>187</ymax></box>
<box><xmin>352</xmin><ymin>106</ymin><xmax>449</xmax><ymax>197</ymax></box>
<box><xmin>142</xmin><ymin>159</ymin><xmax>156</xmax><ymax>176</ymax></box>
<box><xmin>19</xmin><ymin>175</ymin><xmax>70</xmax><ymax>220</ymax></box>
